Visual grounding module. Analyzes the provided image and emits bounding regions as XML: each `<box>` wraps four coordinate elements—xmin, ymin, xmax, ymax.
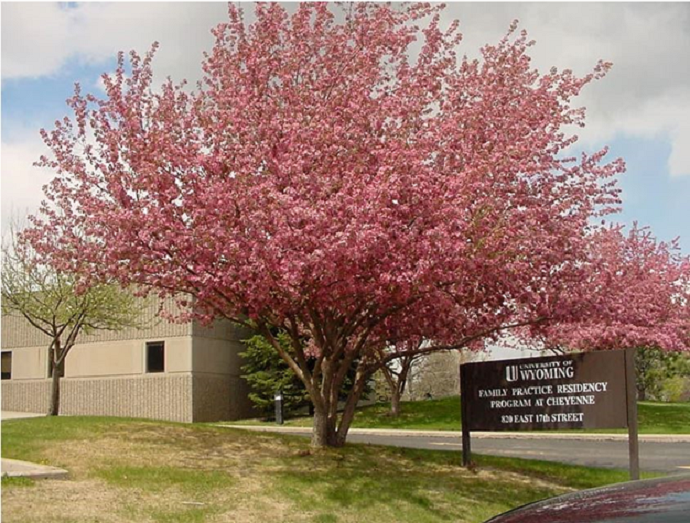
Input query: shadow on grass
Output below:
<box><xmin>1</xmin><ymin>415</ymin><xmax>651</xmax><ymax>523</ymax></box>
<box><xmin>271</xmin><ymin>443</ymin><xmax>563</xmax><ymax>523</ymax></box>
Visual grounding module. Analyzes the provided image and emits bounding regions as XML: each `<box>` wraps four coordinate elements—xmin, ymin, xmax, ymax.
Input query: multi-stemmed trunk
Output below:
<box><xmin>260</xmin><ymin>324</ymin><xmax>370</xmax><ymax>448</ymax></box>
<box><xmin>308</xmin><ymin>364</ymin><xmax>370</xmax><ymax>448</ymax></box>
<box><xmin>259</xmin><ymin>322</ymin><xmax>407</xmax><ymax>448</ymax></box>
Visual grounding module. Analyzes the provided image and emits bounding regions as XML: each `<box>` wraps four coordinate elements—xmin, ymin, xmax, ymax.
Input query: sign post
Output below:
<box><xmin>460</xmin><ymin>350</ymin><xmax>639</xmax><ymax>478</ymax></box>
<box><xmin>625</xmin><ymin>349</ymin><xmax>640</xmax><ymax>480</ymax></box>
<box><xmin>460</xmin><ymin>365</ymin><xmax>472</xmax><ymax>467</ymax></box>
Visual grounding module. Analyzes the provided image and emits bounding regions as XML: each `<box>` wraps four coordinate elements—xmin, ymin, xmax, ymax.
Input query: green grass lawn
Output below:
<box><xmin>235</xmin><ymin>397</ymin><xmax>690</xmax><ymax>434</ymax></box>
<box><xmin>1</xmin><ymin>416</ymin><xmax>645</xmax><ymax>523</ymax></box>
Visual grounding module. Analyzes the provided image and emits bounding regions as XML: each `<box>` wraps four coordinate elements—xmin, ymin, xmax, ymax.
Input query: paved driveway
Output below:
<box><xmin>223</xmin><ymin>425</ymin><xmax>690</xmax><ymax>475</ymax></box>
<box><xmin>347</xmin><ymin>433</ymin><xmax>690</xmax><ymax>474</ymax></box>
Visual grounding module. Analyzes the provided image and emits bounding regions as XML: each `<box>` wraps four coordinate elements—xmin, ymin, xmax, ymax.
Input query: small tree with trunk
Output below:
<box><xmin>1</xmin><ymin>231</ymin><xmax>144</xmax><ymax>415</ymax></box>
<box><xmin>24</xmin><ymin>4</ymin><xmax>689</xmax><ymax>446</ymax></box>
<box><xmin>376</xmin><ymin>340</ymin><xmax>429</xmax><ymax>417</ymax></box>
<box><xmin>379</xmin><ymin>347</ymin><xmax>486</xmax><ymax>416</ymax></box>
<box><xmin>379</xmin><ymin>353</ymin><xmax>421</xmax><ymax>417</ymax></box>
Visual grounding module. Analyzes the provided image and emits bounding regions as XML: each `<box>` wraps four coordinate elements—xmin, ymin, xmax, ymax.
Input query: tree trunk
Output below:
<box><xmin>390</xmin><ymin>389</ymin><xmax>401</xmax><ymax>417</ymax></box>
<box><xmin>263</xmin><ymin>320</ymin><xmax>367</xmax><ymax>449</ymax></box>
<box><xmin>311</xmin><ymin>406</ymin><xmax>340</xmax><ymax>447</ymax></box>
<box><xmin>49</xmin><ymin>364</ymin><xmax>61</xmax><ymax>416</ymax></box>
<box><xmin>332</xmin><ymin>373</ymin><xmax>369</xmax><ymax>447</ymax></box>
<box><xmin>310</xmin><ymin>371</ymin><xmax>366</xmax><ymax>448</ymax></box>
<box><xmin>380</xmin><ymin>365</ymin><xmax>401</xmax><ymax>417</ymax></box>
<box><xmin>387</xmin><ymin>355</ymin><xmax>413</xmax><ymax>418</ymax></box>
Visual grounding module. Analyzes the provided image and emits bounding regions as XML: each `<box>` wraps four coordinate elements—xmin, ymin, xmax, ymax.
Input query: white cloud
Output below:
<box><xmin>439</xmin><ymin>3</ymin><xmax>690</xmax><ymax>176</ymax></box>
<box><xmin>1</xmin><ymin>131</ymin><xmax>55</xmax><ymax>233</ymax></box>
<box><xmin>2</xmin><ymin>2</ymin><xmax>229</xmax><ymax>83</ymax></box>
<box><xmin>1</xmin><ymin>3</ymin><xmax>75</xmax><ymax>78</ymax></box>
<box><xmin>2</xmin><ymin>2</ymin><xmax>689</xmax><ymax>177</ymax></box>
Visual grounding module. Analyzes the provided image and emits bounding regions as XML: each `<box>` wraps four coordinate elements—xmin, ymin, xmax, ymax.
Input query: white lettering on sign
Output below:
<box><xmin>477</xmin><ymin>377</ymin><xmax>612</xmax><ymax>423</ymax></box>
<box><xmin>518</xmin><ymin>366</ymin><xmax>575</xmax><ymax>381</ymax></box>
<box><xmin>535</xmin><ymin>413</ymin><xmax>585</xmax><ymax>423</ymax></box>
<box><xmin>511</xmin><ymin>385</ymin><xmax>553</xmax><ymax>396</ymax></box>
<box><xmin>490</xmin><ymin>399</ymin><xmax>532</xmax><ymax>409</ymax></box>
<box><xmin>462</xmin><ymin>351</ymin><xmax>630</xmax><ymax>432</ymax></box>
<box><xmin>478</xmin><ymin>388</ymin><xmax>508</xmax><ymax>398</ymax></box>
<box><xmin>547</xmin><ymin>395</ymin><xmax>595</xmax><ymax>406</ymax></box>
<box><xmin>501</xmin><ymin>414</ymin><xmax>534</xmax><ymax>424</ymax></box>
<box><xmin>557</xmin><ymin>382</ymin><xmax>608</xmax><ymax>394</ymax></box>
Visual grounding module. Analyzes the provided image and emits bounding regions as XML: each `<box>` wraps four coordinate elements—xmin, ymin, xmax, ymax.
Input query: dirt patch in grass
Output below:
<box><xmin>2</xmin><ymin>421</ymin><xmax>310</xmax><ymax>523</ymax></box>
<box><xmin>3</xmin><ymin>479</ymin><xmax>125</xmax><ymax>523</ymax></box>
<box><xmin>1</xmin><ymin>417</ymin><xmax>631</xmax><ymax>523</ymax></box>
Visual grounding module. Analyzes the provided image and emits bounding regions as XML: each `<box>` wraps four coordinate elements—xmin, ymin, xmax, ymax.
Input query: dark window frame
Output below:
<box><xmin>2</xmin><ymin>351</ymin><xmax>12</xmax><ymax>380</ymax></box>
<box><xmin>146</xmin><ymin>341</ymin><xmax>165</xmax><ymax>373</ymax></box>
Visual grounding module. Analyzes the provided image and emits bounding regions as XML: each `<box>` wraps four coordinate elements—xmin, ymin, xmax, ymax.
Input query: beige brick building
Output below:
<box><xmin>0</xmin><ymin>297</ymin><xmax>255</xmax><ymax>422</ymax></box>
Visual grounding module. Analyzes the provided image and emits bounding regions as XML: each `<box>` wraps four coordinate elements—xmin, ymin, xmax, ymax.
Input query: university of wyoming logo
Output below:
<box><xmin>505</xmin><ymin>365</ymin><xmax>518</xmax><ymax>383</ymax></box>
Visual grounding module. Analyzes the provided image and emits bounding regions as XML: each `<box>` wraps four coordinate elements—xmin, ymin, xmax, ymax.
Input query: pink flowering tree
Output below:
<box><xmin>26</xmin><ymin>3</ymin><xmax>688</xmax><ymax>447</ymax></box>
<box><xmin>523</xmin><ymin>225</ymin><xmax>690</xmax><ymax>353</ymax></box>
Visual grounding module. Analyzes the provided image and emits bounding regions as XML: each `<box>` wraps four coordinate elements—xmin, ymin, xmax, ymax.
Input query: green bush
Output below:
<box><xmin>661</xmin><ymin>376</ymin><xmax>690</xmax><ymax>403</ymax></box>
<box><xmin>241</xmin><ymin>330</ymin><xmax>373</xmax><ymax>420</ymax></box>
<box><xmin>240</xmin><ymin>332</ymin><xmax>311</xmax><ymax>419</ymax></box>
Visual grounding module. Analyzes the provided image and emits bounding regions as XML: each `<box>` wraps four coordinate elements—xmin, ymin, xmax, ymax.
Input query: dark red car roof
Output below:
<box><xmin>485</xmin><ymin>475</ymin><xmax>690</xmax><ymax>523</ymax></box>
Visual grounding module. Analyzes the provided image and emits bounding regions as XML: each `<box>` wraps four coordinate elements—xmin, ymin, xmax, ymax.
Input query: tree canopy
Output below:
<box><xmin>25</xmin><ymin>3</ymin><xmax>690</xmax><ymax>445</ymax></box>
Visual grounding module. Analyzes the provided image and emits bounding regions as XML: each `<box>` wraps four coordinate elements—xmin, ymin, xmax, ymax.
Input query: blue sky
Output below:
<box><xmin>2</xmin><ymin>61</ymin><xmax>104</xmax><ymax>127</ymax></box>
<box><xmin>2</xmin><ymin>2</ymin><xmax>689</xmax><ymax>256</ymax></box>
<box><xmin>609</xmin><ymin>136</ymin><xmax>690</xmax><ymax>253</ymax></box>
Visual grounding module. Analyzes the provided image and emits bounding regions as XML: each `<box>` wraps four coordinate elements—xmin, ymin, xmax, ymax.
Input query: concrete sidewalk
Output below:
<box><xmin>1</xmin><ymin>411</ymin><xmax>45</xmax><ymax>421</ymax></box>
<box><xmin>2</xmin><ymin>411</ymin><xmax>69</xmax><ymax>480</ymax></box>
<box><xmin>1</xmin><ymin>458</ymin><xmax>68</xmax><ymax>480</ymax></box>
<box><xmin>219</xmin><ymin>424</ymin><xmax>690</xmax><ymax>443</ymax></box>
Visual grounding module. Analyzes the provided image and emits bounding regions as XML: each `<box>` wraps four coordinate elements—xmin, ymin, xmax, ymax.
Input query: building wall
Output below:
<box><xmin>66</xmin><ymin>336</ymin><xmax>192</xmax><ymax>378</ymax></box>
<box><xmin>1</xmin><ymin>295</ymin><xmax>190</xmax><ymax>351</ymax></box>
<box><xmin>1</xmin><ymin>333</ymin><xmax>193</xmax><ymax>381</ymax></box>
<box><xmin>1</xmin><ymin>301</ymin><xmax>255</xmax><ymax>422</ymax></box>
<box><xmin>190</xmin><ymin>319</ymin><xmax>256</xmax><ymax>421</ymax></box>
<box><xmin>2</xmin><ymin>374</ymin><xmax>193</xmax><ymax>422</ymax></box>
<box><xmin>5</xmin><ymin>345</ymin><xmax>47</xmax><ymax>380</ymax></box>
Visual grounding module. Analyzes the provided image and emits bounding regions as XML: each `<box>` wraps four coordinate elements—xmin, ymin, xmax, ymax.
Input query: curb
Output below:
<box><xmin>1</xmin><ymin>458</ymin><xmax>69</xmax><ymax>480</ymax></box>
<box><xmin>218</xmin><ymin>425</ymin><xmax>690</xmax><ymax>444</ymax></box>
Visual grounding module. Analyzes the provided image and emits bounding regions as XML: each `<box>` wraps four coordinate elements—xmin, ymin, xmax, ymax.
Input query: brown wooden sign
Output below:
<box><xmin>461</xmin><ymin>351</ymin><xmax>628</xmax><ymax>431</ymax></box>
<box><xmin>460</xmin><ymin>349</ymin><xmax>639</xmax><ymax>479</ymax></box>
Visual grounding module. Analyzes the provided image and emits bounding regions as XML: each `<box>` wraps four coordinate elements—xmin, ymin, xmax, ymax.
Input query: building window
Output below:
<box><xmin>2</xmin><ymin>351</ymin><xmax>12</xmax><ymax>380</ymax></box>
<box><xmin>146</xmin><ymin>341</ymin><xmax>165</xmax><ymax>373</ymax></box>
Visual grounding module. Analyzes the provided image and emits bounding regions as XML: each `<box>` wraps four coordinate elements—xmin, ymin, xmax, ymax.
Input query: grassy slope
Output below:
<box><xmin>240</xmin><ymin>398</ymin><xmax>690</xmax><ymax>434</ymax></box>
<box><xmin>1</xmin><ymin>416</ymin><xmax>641</xmax><ymax>523</ymax></box>
<box><xmin>353</xmin><ymin>398</ymin><xmax>690</xmax><ymax>433</ymax></box>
